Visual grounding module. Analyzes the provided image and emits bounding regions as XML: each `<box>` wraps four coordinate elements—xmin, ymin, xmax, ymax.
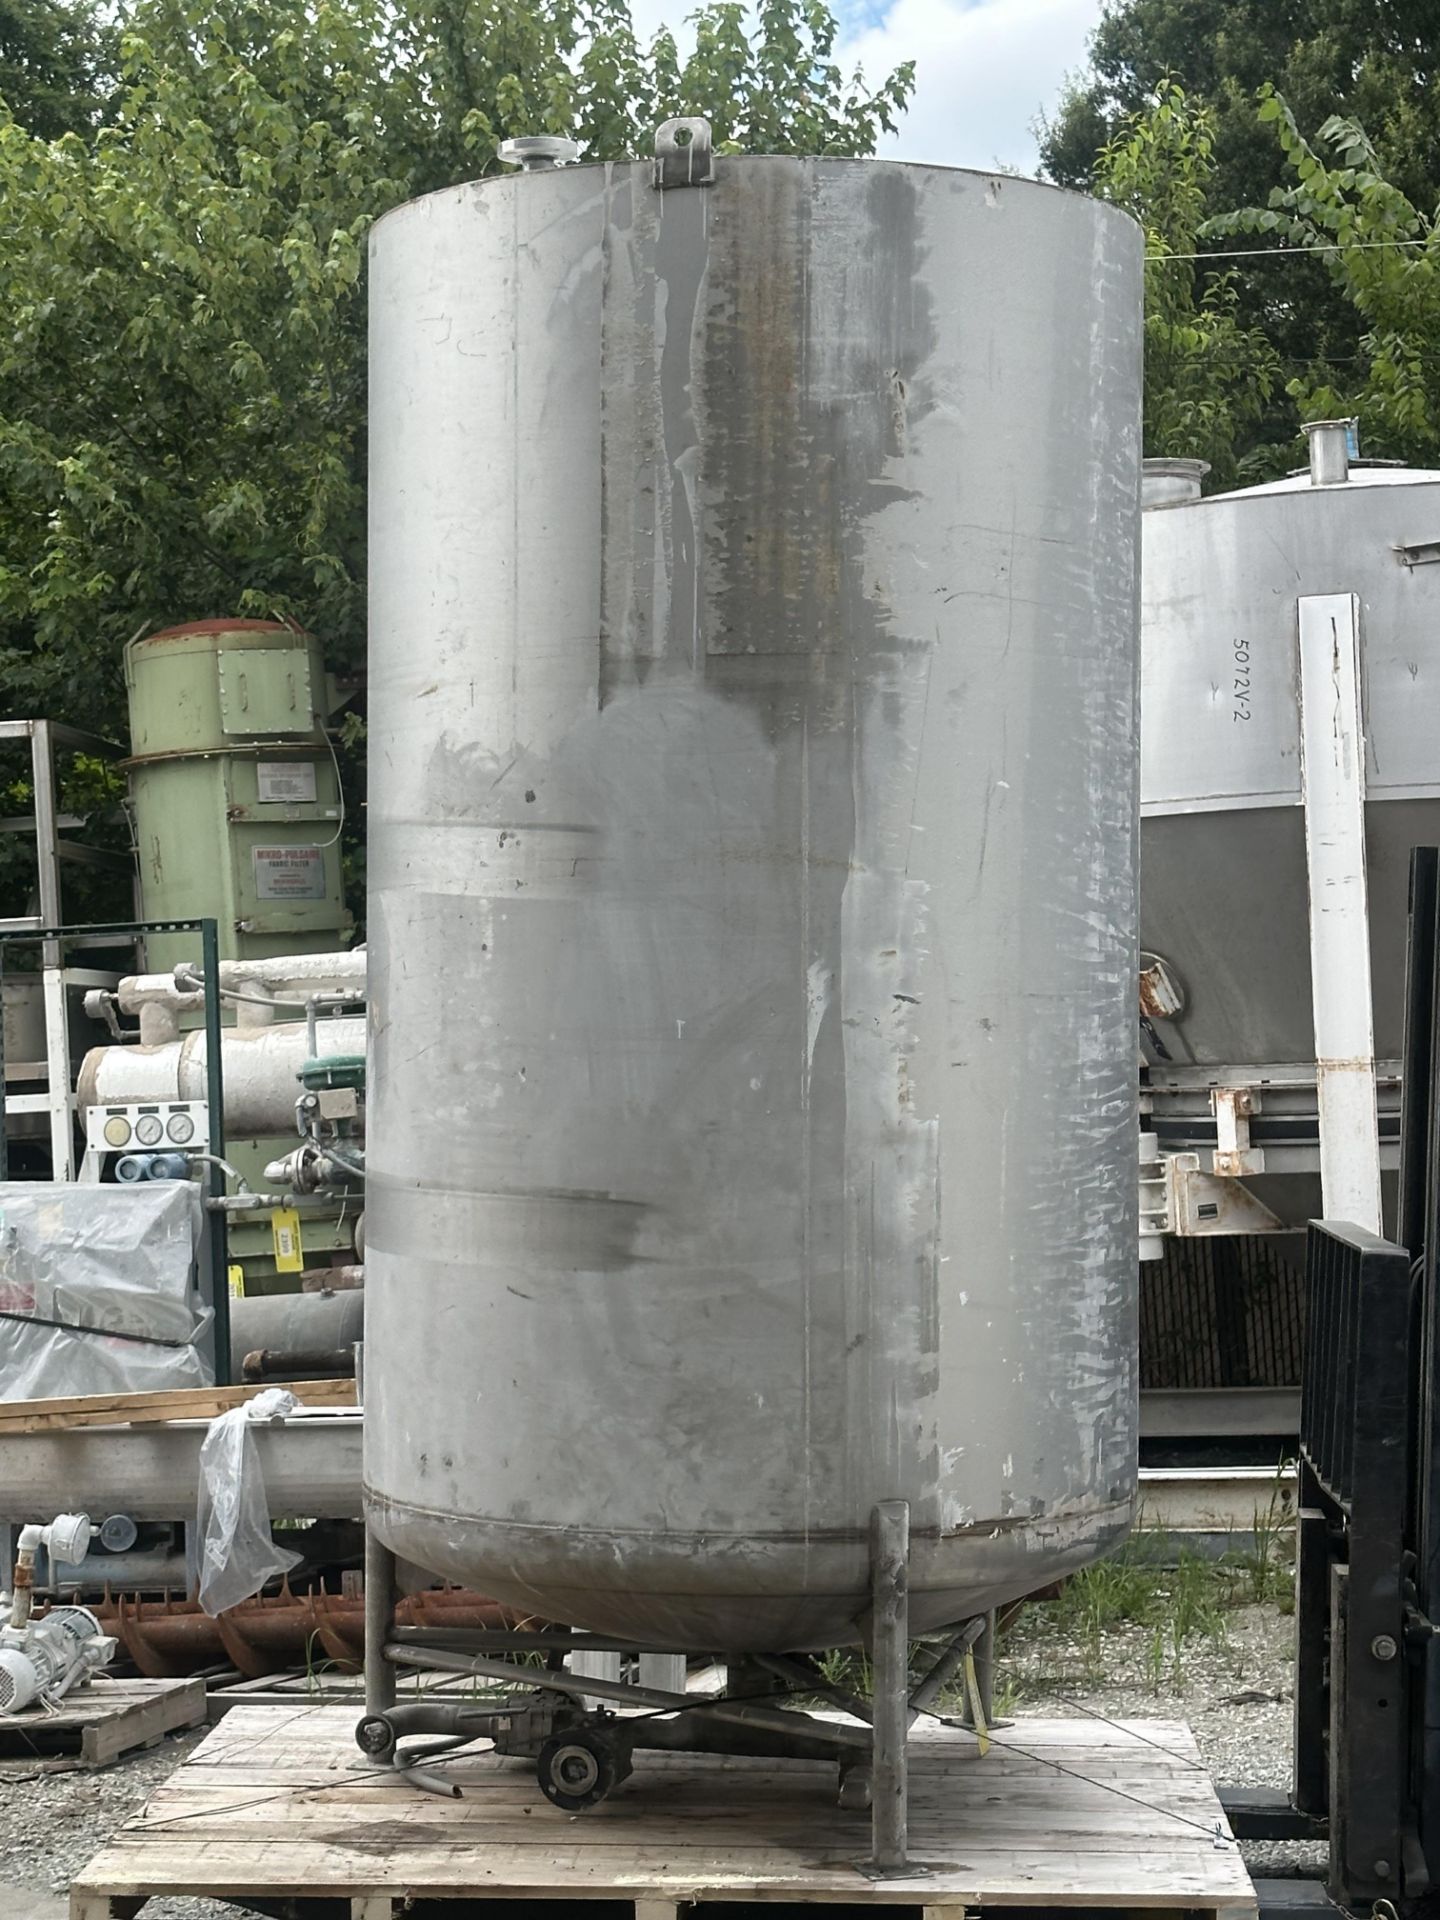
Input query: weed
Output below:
<box><xmin>302</xmin><ymin>1630</ymin><xmax>347</xmax><ymax>1697</ymax></box>
<box><xmin>1226</xmin><ymin>1468</ymin><xmax>1297</xmax><ymax>1610</ymax></box>
<box><xmin>991</xmin><ymin>1674</ymin><xmax>1024</xmax><ymax>1717</ymax></box>
<box><xmin>1145</xmin><ymin>1622</ymin><xmax>1166</xmax><ymax>1693</ymax></box>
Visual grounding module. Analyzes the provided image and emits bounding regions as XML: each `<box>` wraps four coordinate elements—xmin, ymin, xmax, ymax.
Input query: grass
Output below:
<box><xmin>1033</xmin><ymin>1545</ymin><xmax>1233</xmax><ymax>1686</ymax></box>
<box><xmin>732</xmin><ymin>1500</ymin><xmax>1297</xmax><ymax>1718</ymax></box>
<box><xmin>999</xmin><ymin>1505</ymin><xmax>1296</xmax><ymax>1696</ymax></box>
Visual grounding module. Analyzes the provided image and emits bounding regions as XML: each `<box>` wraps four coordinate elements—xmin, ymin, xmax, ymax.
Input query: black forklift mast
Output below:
<box><xmin>1219</xmin><ymin>847</ymin><xmax>1440</xmax><ymax>1915</ymax></box>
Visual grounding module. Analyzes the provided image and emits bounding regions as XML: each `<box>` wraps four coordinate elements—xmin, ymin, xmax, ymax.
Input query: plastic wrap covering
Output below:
<box><xmin>195</xmin><ymin>1388</ymin><xmax>303</xmax><ymax>1615</ymax></box>
<box><xmin>0</xmin><ymin>1181</ymin><xmax>211</xmax><ymax>1400</ymax></box>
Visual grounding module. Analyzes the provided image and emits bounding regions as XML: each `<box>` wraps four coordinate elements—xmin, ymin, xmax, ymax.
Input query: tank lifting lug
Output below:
<box><xmin>653</xmin><ymin>117</ymin><xmax>714</xmax><ymax>189</ymax></box>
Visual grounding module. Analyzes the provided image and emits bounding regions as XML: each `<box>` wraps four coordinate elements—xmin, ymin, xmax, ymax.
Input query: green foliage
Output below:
<box><xmin>1040</xmin><ymin>1</ymin><xmax>1440</xmax><ymax>208</ymax></box>
<box><xmin>1038</xmin><ymin>0</ymin><xmax>1440</xmax><ymax>471</ymax></box>
<box><xmin>1094</xmin><ymin>81</ymin><xmax>1278</xmax><ymax>485</ymax></box>
<box><xmin>0</xmin><ymin>0</ymin><xmax>396</xmax><ymax>736</ymax></box>
<box><xmin>0</xmin><ymin>0</ymin><xmax>912</xmax><ymax>914</ymax></box>
<box><xmin>0</xmin><ymin>0</ymin><xmax>115</xmax><ymax>137</ymax></box>
<box><xmin>1205</xmin><ymin>90</ymin><xmax>1440</xmax><ymax>466</ymax></box>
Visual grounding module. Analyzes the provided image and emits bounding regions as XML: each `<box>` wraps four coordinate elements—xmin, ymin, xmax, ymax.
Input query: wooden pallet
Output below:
<box><xmin>0</xmin><ymin>1377</ymin><xmax>356</xmax><ymax>1433</ymax></box>
<box><xmin>70</xmin><ymin>1703</ymin><xmax>1257</xmax><ymax>1919</ymax></box>
<box><xmin>0</xmin><ymin>1675</ymin><xmax>205</xmax><ymax>1770</ymax></box>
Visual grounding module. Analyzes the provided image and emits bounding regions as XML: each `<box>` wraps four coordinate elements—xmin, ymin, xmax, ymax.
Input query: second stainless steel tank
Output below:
<box><xmin>364</xmin><ymin>140</ymin><xmax>1143</xmax><ymax>1649</ymax></box>
<box><xmin>1143</xmin><ymin>457</ymin><xmax>1440</xmax><ymax>1069</ymax></box>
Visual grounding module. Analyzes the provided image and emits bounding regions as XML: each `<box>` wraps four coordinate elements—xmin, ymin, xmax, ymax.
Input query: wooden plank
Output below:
<box><xmin>69</xmin><ymin>1705</ymin><xmax>1257</xmax><ymax>1913</ymax></box>
<box><xmin>0</xmin><ymin>1377</ymin><xmax>356</xmax><ymax>1433</ymax></box>
<box><xmin>69</xmin><ymin>1897</ymin><xmax>119</xmax><ymax>1920</ymax></box>
<box><xmin>81</xmin><ymin>1677</ymin><xmax>205</xmax><ymax>1767</ymax></box>
<box><xmin>0</xmin><ymin>1676</ymin><xmax>203</xmax><ymax>1768</ymax></box>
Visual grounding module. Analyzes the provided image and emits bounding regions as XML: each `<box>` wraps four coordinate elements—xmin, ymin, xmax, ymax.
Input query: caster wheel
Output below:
<box><xmin>355</xmin><ymin>1713</ymin><xmax>396</xmax><ymax>1760</ymax></box>
<box><xmin>537</xmin><ymin>1730</ymin><xmax>630</xmax><ymax>1811</ymax></box>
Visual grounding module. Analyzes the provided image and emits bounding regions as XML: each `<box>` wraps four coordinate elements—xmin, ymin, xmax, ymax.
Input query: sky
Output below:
<box><xmin>630</xmin><ymin>0</ymin><xmax>1108</xmax><ymax>177</ymax></box>
<box><xmin>838</xmin><ymin>0</ymin><xmax>1107</xmax><ymax>174</ymax></box>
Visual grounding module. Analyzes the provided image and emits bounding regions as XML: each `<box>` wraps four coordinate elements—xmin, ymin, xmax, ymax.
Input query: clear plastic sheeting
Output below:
<box><xmin>0</xmin><ymin>1181</ymin><xmax>212</xmax><ymax>1400</ymax></box>
<box><xmin>195</xmin><ymin>1387</ymin><xmax>304</xmax><ymax>1615</ymax></box>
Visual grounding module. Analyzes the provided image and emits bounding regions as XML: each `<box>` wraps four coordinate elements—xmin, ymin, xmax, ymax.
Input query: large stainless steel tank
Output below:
<box><xmin>364</xmin><ymin>142</ymin><xmax>1143</xmax><ymax>1650</ymax></box>
<box><xmin>1141</xmin><ymin>454</ymin><xmax>1440</xmax><ymax>1221</ymax></box>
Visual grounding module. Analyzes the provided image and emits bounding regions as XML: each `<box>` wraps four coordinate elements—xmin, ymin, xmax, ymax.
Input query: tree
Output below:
<box><xmin>1037</xmin><ymin>0</ymin><xmax>1439</xmax><ymax>446</ymax></box>
<box><xmin>1092</xmin><ymin>82</ymin><xmax>1278</xmax><ymax>485</ymax></box>
<box><xmin>1040</xmin><ymin>1</ymin><xmax>1440</xmax><ymax>206</ymax></box>
<box><xmin>1206</xmin><ymin>91</ymin><xmax>1440</xmax><ymax>467</ymax></box>
<box><xmin>0</xmin><ymin>0</ymin><xmax>912</xmax><ymax>915</ymax></box>
<box><xmin>0</xmin><ymin>0</ymin><xmax>114</xmax><ymax>137</ymax></box>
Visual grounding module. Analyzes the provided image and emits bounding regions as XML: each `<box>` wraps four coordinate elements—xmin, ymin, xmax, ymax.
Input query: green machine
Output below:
<box><xmin>124</xmin><ymin>619</ymin><xmax>352</xmax><ymax>976</ymax></box>
<box><xmin>123</xmin><ymin>619</ymin><xmax>359</xmax><ymax>1290</ymax></box>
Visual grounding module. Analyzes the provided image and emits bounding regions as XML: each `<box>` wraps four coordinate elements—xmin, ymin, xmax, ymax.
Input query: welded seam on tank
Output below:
<box><xmin>654</xmin><ymin>173</ymin><xmax>710</xmax><ymax>676</ymax></box>
<box><xmin>797</xmin><ymin>181</ymin><xmax>815</xmax><ymax>1570</ymax></box>
<box><xmin>364</xmin><ymin>1485</ymin><xmax>1132</xmax><ymax>1546</ymax></box>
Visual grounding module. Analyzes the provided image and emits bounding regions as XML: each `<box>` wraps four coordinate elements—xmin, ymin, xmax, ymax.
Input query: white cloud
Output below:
<box><xmin>841</xmin><ymin>0</ymin><xmax>1103</xmax><ymax>174</ymax></box>
<box><xmin>627</xmin><ymin>0</ymin><xmax>1103</xmax><ymax>177</ymax></box>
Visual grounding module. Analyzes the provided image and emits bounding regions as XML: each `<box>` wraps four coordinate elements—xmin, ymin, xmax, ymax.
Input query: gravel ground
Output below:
<box><xmin>0</xmin><ymin>1725</ymin><xmax>248</xmax><ymax>1920</ymax></box>
<box><xmin>1</xmin><ymin>1584</ymin><xmax>1307</xmax><ymax>1914</ymax></box>
<box><xmin>1002</xmin><ymin>1588</ymin><xmax>1323</xmax><ymax>1879</ymax></box>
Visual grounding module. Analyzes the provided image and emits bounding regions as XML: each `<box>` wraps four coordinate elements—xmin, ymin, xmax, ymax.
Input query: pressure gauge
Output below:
<box><xmin>102</xmin><ymin>1115</ymin><xmax>132</xmax><ymax>1149</ymax></box>
<box><xmin>166</xmin><ymin>1111</ymin><xmax>196</xmax><ymax>1145</ymax></box>
<box><xmin>133</xmin><ymin>1113</ymin><xmax>165</xmax><ymax>1147</ymax></box>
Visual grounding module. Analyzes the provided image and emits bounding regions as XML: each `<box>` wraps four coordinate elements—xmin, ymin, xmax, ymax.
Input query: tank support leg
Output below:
<box><xmin>364</xmin><ymin>1524</ymin><xmax>397</xmax><ymax>1717</ymax></box>
<box><xmin>868</xmin><ymin>1498</ymin><xmax>911</xmax><ymax>1871</ymax></box>
<box><xmin>961</xmin><ymin>1610</ymin><xmax>995</xmax><ymax>1729</ymax></box>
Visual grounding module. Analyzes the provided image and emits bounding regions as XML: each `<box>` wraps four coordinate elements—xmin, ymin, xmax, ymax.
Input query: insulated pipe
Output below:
<box><xmin>103</xmin><ymin>951</ymin><xmax>364</xmax><ymax>1044</ymax></box>
<box><xmin>77</xmin><ymin>1014</ymin><xmax>367</xmax><ymax>1134</ymax></box>
<box><xmin>0</xmin><ymin>1421</ymin><xmax>363</xmax><ymax>1524</ymax></box>
<box><xmin>116</xmin><ymin>950</ymin><xmax>366</xmax><ymax>1017</ymax></box>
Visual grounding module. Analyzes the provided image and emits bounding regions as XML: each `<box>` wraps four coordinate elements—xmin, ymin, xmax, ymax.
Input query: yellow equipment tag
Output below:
<box><xmin>227</xmin><ymin>1264</ymin><xmax>246</xmax><ymax>1299</ymax></box>
<box><xmin>270</xmin><ymin>1208</ymin><xmax>304</xmax><ymax>1274</ymax></box>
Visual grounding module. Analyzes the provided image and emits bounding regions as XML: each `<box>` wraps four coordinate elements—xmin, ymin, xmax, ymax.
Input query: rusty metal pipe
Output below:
<box><xmin>241</xmin><ymin>1346</ymin><xmax>356</xmax><ymax>1382</ymax></box>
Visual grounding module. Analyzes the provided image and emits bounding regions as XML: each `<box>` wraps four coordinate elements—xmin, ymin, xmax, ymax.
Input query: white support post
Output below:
<box><xmin>570</xmin><ymin>1638</ymin><xmax>623</xmax><ymax>1709</ymax></box>
<box><xmin>29</xmin><ymin>721</ymin><xmax>76</xmax><ymax>1180</ymax></box>
<box><xmin>1296</xmin><ymin>592</ymin><xmax>1382</xmax><ymax>1233</ymax></box>
<box><xmin>41</xmin><ymin>962</ymin><xmax>74</xmax><ymax>1181</ymax></box>
<box><xmin>638</xmin><ymin>1652</ymin><xmax>687</xmax><ymax>1694</ymax></box>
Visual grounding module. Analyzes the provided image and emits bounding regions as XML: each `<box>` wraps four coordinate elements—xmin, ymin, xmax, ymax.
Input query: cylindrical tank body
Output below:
<box><xmin>1141</xmin><ymin>469</ymin><xmax>1440</xmax><ymax>1060</ymax></box>
<box><xmin>125</xmin><ymin>620</ymin><xmax>352</xmax><ymax>973</ymax></box>
<box><xmin>365</xmin><ymin>154</ymin><xmax>1143</xmax><ymax>1650</ymax></box>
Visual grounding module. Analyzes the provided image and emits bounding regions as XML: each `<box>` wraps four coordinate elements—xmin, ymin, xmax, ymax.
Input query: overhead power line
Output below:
<box><xmin>1162</xmin><ymin>236</ymin><xmax>1436</xmax><ymax>262</ymax></box>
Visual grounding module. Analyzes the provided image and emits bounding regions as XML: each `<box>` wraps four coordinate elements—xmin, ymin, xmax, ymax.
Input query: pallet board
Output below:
<box><xmin>70</xmin><ymin>1704</ymin><xmax>1257</xmax><ymax>1919</ymax></box>
<box><xmin>0</xmin><ymin>1675</ymin><xmax>204</xmax><ymax>1770</ymax></box>
<box><xmin>0</xmin><ymin>1377</ymin><xmax>357</xmax><ymax>1433</ymax></box>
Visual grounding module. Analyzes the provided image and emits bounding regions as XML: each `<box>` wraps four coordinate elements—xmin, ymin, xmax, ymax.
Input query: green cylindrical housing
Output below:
<box><xmin>125</xmin><ymin>620</ymin><xmax>353</xmax><ymax>972</ymax></box>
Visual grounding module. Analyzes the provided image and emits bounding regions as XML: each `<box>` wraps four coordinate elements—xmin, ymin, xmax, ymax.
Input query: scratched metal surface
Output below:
<box><xmin>1142</xmin><ymin>471</ymin><xmax>1440</xmax><ymax>1068</ymax></box>
<box><xmin>363</xmin><ymin>156</ymin><xmax>1143</xmax><ymax>1650</ymax></box>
